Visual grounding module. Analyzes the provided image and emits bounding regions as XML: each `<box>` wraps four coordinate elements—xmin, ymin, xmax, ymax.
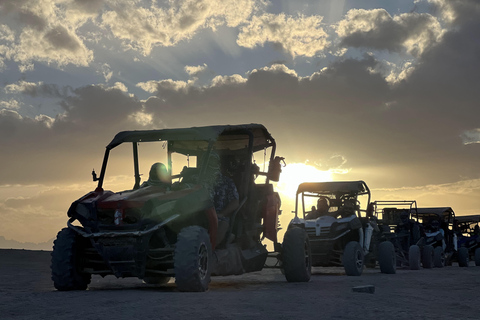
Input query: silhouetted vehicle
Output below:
<box><xmin>415</xmin><ymin>207</ymin><xmax>457</xmax><ymax>268</ymax></box>
<box><xmin>286</xmin><ymin>181</ymin><xmax>395</xmax><ymax>276</ymax></box>
<box><xmin>373</xmin><ymin>200</ymin><xmax>432</xmax><ymax>270</ymax></box>
<box><xmin>51</xmin><ymin>124</ymin><xmax>307</xmax><ymax>292</ymax></box>
<box><xmin>453</xmin><ymin>215</ymin><xmax>480</xmax><ymax>267</ymax></box>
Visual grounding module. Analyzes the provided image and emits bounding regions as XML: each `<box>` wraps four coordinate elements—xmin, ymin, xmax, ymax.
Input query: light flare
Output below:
<box><xmin>276</xmin><ymin>163</ymin><xmax>333</xmax><ymax>200</ymax></box>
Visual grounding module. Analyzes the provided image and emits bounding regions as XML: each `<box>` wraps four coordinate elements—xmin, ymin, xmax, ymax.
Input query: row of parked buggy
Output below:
<box><xmin>283</xmin><ymin>181</ymin><xmax>480</xmax><ymax>282</ymax></box>
<box><xmin>50</xmin><ymin>124</ymin><xmax>480</xmax><ymax>292</ymax></box>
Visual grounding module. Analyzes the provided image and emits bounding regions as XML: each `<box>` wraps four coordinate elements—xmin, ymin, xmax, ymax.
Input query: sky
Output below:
<box><xmin>1</xmin><ymin>0</ymin><xmax>480</xmax><ymax>248</ymax></box>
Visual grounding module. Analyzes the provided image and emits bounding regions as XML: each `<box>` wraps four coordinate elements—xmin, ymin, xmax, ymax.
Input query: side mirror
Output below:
<box><xmin>92</xmin><ymin>169</ymin><xmax>99</xmax><ymax>182</ymax></box>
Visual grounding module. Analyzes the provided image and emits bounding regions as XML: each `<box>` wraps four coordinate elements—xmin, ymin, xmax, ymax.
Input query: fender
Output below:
<box><xmin>205</xmin><ymin>207</ymin><xmax>218</xmax><ymax>250</ymax></box>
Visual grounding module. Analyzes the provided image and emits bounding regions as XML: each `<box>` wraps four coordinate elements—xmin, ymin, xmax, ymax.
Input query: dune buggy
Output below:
<box><xmin>373</xmin><ymin>200</ymin><xmax>435</xmax><ymax>270</ymax></box>
<box><xmin>285</xmin><ymin>181</ymin><xmax>395</xmax><ymax>276</ymax></box>
<box><xmin>51</xmin><ymin>124</ymin><xmax>308</xmax><ymax>292</ymax></box>
<box><xmin>415</xmin><ymin>207</ymin><xmax>457</xmax><ymax>268</ymax></box>
<box><xmin>453</xmin><ymin>215</ymin><xmax>480</xmax><ymax>267</ymax></box>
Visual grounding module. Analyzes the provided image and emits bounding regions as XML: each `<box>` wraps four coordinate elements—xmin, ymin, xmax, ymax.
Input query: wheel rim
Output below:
<box><xmin>198</xmin><ymin>242</ymin><xmax>208</xmax><ymax>280</ymax></box>
<box><xmin>438</xmin><ymin>249</ymin><xmax>445</xmax><ymax>265</ymax></box>
<box><xmin>355</xmin><ymin>249</ymin><xmax>363</xmax><ymax>270</ymax></box>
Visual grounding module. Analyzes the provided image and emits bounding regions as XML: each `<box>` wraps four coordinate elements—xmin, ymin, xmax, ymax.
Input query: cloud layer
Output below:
<box><xmin>2</xmin><ymin>0</ymin><xmax>480</xmax><ymax>244</ymax></box>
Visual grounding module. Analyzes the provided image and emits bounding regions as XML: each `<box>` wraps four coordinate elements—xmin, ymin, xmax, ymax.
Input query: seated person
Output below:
<box><xmin>474</xmin><ymin>224</ymin><xmax>480</xmax><ymax>236</ymax></box>
<box><xmin>425</xmin><ymin>219</ymin><xmax>442</xmax><ymax>235</ymax></box>
<box><xmin>305</xmin><ymin>198</ymin><xmax>329</xmax><ymax>220</ymax></box>
<box><xmin>335</xmin><ymin>200</ymin><xmax>356</xmax><ymax>219</ymax></box>
<box><xmin>141</xmin><ymin>162</ymin><xmax>171</xmax><ymax>188</ymax></box>
<box><xmin>395</xmin><ymin>210</ymin><xmax>412</xmax><ymax>233</ymax></box>
<box><xmin>203</xmin><ymin>152</ymin><xmax>240</xmax><ymax>245</ymax></box>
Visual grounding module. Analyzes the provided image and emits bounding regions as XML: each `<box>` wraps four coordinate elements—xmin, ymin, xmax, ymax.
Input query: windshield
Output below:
<box><xmin>100</xmin><ymin>140</ymin><xmax>197</xmax><ymax>191</ymax></box>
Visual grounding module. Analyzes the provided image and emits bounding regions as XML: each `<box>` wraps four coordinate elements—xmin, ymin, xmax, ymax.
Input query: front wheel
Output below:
<box><xmin>378</xmin><ymin>241</ymin><xmax>396</xmax><ymax>274</ymax></box>
<box><xmin>174</xmin><ymin>226</ymin><xmax>212</xmax><ymax>292</ymax></box>
<box><xmin>343</xmin><ymin>241</ymin><xmax>364</xmax><ymax>276</ymax></box>
<box><xmin>433</xmin><ymin>246</ymin><xmax>445</xmax><ymax>268</ymax></box>
<box><xmin>282</xmin><ymin>227</ymin><xmax>311</xmax><ymax>282</ymax></box>
<box><xmin>475</xmin><ymin>248</ymin><xmax>480</xmax><ymax>266</ymax></box>
<box><xmin>422</xmin><ymin>245</ymin><xmax>434</xmax><ymax>269</ymax></box>
<box><xmin>51</xmin><ymin>228</ymin><xmax>91</xmax><ymax>291</ymax></box>
<box><xmin>458</xmin><ymin>247</ymin><xmax>469</xmax><ymax>267</ymax></box>
<box><xmin>409</xmin><ymin>245</ymin><xmax>421</xmax><ymax>270</ymax></box>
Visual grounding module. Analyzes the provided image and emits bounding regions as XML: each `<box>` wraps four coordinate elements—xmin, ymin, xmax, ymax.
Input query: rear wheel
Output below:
<box><xmin>51</xmin><ymin>228</ymin><xmax>91</xmax><ymax>291</ymax></box>
<box><xmin>378</xmin><ymin>241</ymin><xmax>396</xmax><ymax>274</ymax></box>
<box><xmin>408</xmin><ymin>245</ymin><xmax>421</xmax><ymax>270</ymax></box>
<box><xmin>282</xmin><ymin>227</ymin><xmax>311</xmax><ymax>282</ymax></box>
<box><xmin>174</xmin><ymin>226</ymin><xmax>212</xmax><ymax>292</ymax></box>
<box><xmin>475</xmin><ymin>248</ymin><xmax>480</xmax><ymax>266</ymax></box>
<box><xmin>433</xmin><ymin>246</ymin><xmax>445</xmax><ymax>268</ymax></box>
<box><xmin>458</xmin><ymin>247</ymin><xmax>469</xmax><ymax>267</ymax></box>
<box><xmin>422</xmin><ymin>245</ymin><xmax>434</xmax><ymax>269</ymax></box>
<box><xmin>343</xmin><ymin>241</ymin><xmax>364</xmax><ymax>276</ymax></box>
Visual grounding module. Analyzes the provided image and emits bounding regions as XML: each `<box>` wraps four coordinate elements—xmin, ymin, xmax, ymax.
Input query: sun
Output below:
<box><xmin>276</xmin><ymin>162</ymin><xmax>333</xmax><ymax>199</ymax></box>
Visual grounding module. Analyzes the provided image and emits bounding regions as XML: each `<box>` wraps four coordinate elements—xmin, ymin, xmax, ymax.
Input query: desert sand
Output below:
<box><xmin>1</xmin><ymin>249</ymin><xmax>479</xmax><ymax>319</ymax></box>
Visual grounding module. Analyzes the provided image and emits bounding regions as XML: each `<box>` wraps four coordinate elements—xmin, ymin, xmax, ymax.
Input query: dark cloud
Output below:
<box><xmin>0</xmin><ymin>0</ymin><xmax>47</xmax><ymax>30</ymax></box>
<box><xmin>337</xmin><ymin>9</ymin><xmax>441</xmax><ymax>57</ymax></box>
<box><xmin>44</xmin><ymin>26</ymin><xmax>82</xmax><ymax>53</ymax></box>
<box><xmin>8</xmin><ymin>81</ymin><xmax>67</xmax><ymax>98</ymax></box>
<box><xmin>437</xmin><ymin>0</ymin><xmax>480</xmax><ymax>26</ymax></box>
<box><xmin>0</xmin><ymin>85</ymin><xmax>144</xmax><ymax>185</ymax></box>
<box><xmin>0</xmin><ymin>0</ymin><xmax>479</xmax><ymax>196</ymax></box>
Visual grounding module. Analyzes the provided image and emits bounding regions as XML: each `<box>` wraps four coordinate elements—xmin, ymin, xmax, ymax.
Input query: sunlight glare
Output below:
<box><xmin>276</xmin><ymin>163</ymin><xmax>333</xmax><ymax>200</ymax></box>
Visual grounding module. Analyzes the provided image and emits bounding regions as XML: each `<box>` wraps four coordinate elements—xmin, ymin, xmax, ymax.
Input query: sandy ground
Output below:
<box><xmin>1</xmin><ymin>249</ymin><xmax>479</xmax><ymax>320</ymax></box>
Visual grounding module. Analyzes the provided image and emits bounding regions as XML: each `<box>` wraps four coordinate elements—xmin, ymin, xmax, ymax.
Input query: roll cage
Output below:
<box><xmin>93</xmin><ymin>124</ymin><xmax>278</xmax><ymax>191</ymax></box>
<box><xmin>294</xmin><ymin>181</ymin><xmax>371</xmax><ymax>219</ymax></box>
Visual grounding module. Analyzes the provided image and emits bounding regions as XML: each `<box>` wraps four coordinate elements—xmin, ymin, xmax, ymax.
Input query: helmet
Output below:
<box><xmin>148</xmin><ymin>162</ymin><xmax>170</xmax><ymax>184</ymax></box>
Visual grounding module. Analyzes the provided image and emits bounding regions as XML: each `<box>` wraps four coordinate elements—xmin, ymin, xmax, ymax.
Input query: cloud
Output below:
<box><xmin>100</xmin><ymin>0</ymin><xmax>263</xmax><ymax>55</ymax></box>
<box><xmin>211</xmin><ymin>74</ymin><xmax>247</xmax><ymax>87</ymax></box>
<box><xmin>0</xmin><ymin>83</ymin><xmax>145</xmax><ymax>185</ymax></box>
<box><xmin>460</xmin><ymin>129</ymin><xmax>480</xmax><ymax>145</ymax></box>
<box><xmin>0</xmin><ymin>0</ymin><xmax>94</xmax><ymax>69</ymax></box>
<box><xmin>0</xmin><ymin>184</ymin><xmax>90</xmax><ymax>243</ymax></box>
<box><xmin>312</xmin><ymin>155</ymin><xmax>348</xmax><ymax>173</ymax></box>
<box><xmin>426</xmin><ymin>0</ymin><xmax>480</xmax><ymax>29</ymax></box>
<box><xmin>4</xmin><ymin>80</ymin><xmax>66</xmax><ymax>97</ymax></box>
<box><xmin>336</xmin><ymin>8</ymin><xmax>444</xmax><ymax>57</ymax></box>
<box><xmin>137</xmin><ymin>79</ymin><xmax>192</xmax><ymax>93</ymax></box>
<box><xmin>237</xmin><ymin>13</ymin><xmax>329</xmax><ymax>57</ymax></box>
<box><xmin>0</xmin><ymin>99</ymin><xmax>21</xmax><ymax>110</ymax></box>
<box><xmin>2</xmin><ymin>0</ymin><xmax>480</xmax><ymax>245</ymax></box>
<box><xmin>371</xmin><ymin>178</ymin><xmax>480</xmax><ymax>215</ymax></box>
<box><xmin>185</xmin><ymin>63</ymin><xmax>209</xmax><ymax>77</ymax></box>
<box><xmin>100</xmin><ymin>63</ymin><xmax>113</xmax><ymax>82</ymax></box>
<box><xmin>68</xmin><ymin>0</ymin><xmax>105</xmax><ymax>17</ymax></box>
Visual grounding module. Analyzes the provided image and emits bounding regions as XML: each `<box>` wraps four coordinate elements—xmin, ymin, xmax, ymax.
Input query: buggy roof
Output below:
<box><xmin>296</xmin><ymin>181</ymin><xmax>369</xmax><ymax>195</ymax></box>
<box><xmin>455</xmin><ymin>215</ymin><xmax>480</xmax><ymax>223</ymax></box>
<box><xmin>106</xmin><ymin>124</ymin><xmax>275</xmax><ymax>153</ymax></box>
<box><xmin>416</xmin><ymin>207</ymin><xmax>454</xmax><ymax>217</ymax></box>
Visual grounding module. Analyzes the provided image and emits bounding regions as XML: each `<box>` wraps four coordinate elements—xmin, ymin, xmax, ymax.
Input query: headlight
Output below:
<box><xmin>76</xmin><ymin>203</ymin><xmax>90</xmax><ymax>219</ymax></box>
